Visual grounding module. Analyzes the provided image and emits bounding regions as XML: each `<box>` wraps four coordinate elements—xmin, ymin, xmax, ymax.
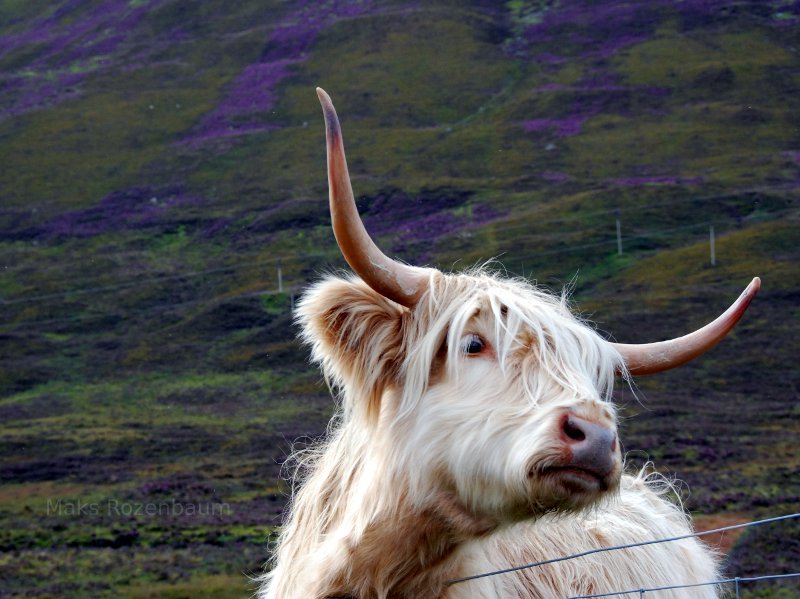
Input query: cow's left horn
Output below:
<box><xmin>613</xmin><ymin>277</ymin><xmax>760</xmax><ymax>376</ymax></box>
<box><xmin>317</xmin><ymin>87</ymin><xmax>429</xmax><ymax>307</ymax></box>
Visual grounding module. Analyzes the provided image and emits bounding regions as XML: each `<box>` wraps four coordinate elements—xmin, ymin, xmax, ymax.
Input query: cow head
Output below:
<box><xmin>297</xmin><ymin>88</ymin><xmax>759</xmax><ymax>523</ymax></box>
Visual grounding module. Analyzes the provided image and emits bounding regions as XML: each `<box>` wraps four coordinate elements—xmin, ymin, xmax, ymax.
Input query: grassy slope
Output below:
<box><xmin>1</xmin><ymin>1</ymin><xmax>799</xmax><ymax>596</ymax></box>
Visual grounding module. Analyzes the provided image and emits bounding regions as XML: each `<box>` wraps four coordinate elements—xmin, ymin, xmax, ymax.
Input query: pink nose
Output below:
<box><xmin>561</xmin><ymin>414</ymin><xmax>618</xmax><ymax>478</ymax></box>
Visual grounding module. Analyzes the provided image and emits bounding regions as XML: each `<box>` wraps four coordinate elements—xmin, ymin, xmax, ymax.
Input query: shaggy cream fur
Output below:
<box><xmin>258</xmin><ymin>271</ymin><xmax>719</xmax><ymax>599</ymax></box>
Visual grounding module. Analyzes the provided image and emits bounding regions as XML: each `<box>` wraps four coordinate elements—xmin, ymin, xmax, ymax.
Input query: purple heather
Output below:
<box><xmin>42</xmin><ymin>187</ymin><xmax>204</xmax><ymax>239</ymax></box>
<box><xmin>521</xmin><ymin>114</ymin><xmax>590</xmax><ymax>138</ymax></box>
<box><xmin>541</xmin><ymin>171</ymin><xmax>571</xmax><ymax>184</ymax></box>
<box><xmin>0</xmin><ymin>0</ymin><xmax>166</xmax><ymax>121</ymax></box>
<box><xmin>183</xmin><ymin>0</ymin><xmax>375</xmax><ymax>146</ymax></box>
<box><xmin>612</xmin><ymin>175</ymin><xmax>705</xmax><ymax>187</ymax></box>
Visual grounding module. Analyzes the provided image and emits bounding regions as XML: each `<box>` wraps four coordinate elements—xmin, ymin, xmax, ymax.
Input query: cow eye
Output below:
<box><xmin>460</xmin><ymin>334</ymin><xmax>485</xmax><ymax>356</ymax></box>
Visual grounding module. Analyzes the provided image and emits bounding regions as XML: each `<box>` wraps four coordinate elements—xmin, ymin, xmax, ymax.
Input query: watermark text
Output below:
<box><xmin>47</xmin><ymin>498</ymin><xmax>231</xmax><ymax>518</ymax></box>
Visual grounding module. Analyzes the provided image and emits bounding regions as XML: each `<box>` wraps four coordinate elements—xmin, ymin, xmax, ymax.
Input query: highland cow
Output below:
<box><xmin>258</xmin><ymin>88</ymin><xmax>760</xmax><ymax>599</ymax></box>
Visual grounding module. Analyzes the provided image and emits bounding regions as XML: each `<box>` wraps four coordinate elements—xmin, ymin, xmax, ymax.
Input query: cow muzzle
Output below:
<box><xmin>541</xmin><ymin>413</ymin><xmax>621</xmax><ymax>495</ymax></box>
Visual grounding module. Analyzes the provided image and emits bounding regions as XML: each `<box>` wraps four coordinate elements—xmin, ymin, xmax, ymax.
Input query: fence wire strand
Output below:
<box><xmin>447</xmin><ymin>512</ymin><xmax>800</xmax><ymax>586</ymax></box>
<box><xmin>567</xmin><ymin>572</ymin><xmax>800</xmax><ymax>598</ymax></box>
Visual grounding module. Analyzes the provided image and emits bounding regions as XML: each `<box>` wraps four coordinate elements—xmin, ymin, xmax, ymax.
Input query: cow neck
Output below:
<box><xmin>322</xmin><ymin>486</ymin><xmax>497</xmax><ymax>599</ymax></box>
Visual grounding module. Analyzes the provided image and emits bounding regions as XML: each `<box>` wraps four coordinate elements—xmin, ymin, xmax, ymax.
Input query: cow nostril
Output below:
<box><xmin>563</xmin><ymin>417</ymin><xmax>586</xmax><ymax>442</ymax></box>
<box><xmin>558</xmin><ymin>414</ymin><xmax>619</xmax><ymax>480</ymax></box>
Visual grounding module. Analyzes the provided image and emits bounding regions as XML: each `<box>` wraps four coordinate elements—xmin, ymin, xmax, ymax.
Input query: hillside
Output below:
<box><xmin>1</xmin><ymin>1</ymin><xmax>798</xmax><ymax>597</ymax></box>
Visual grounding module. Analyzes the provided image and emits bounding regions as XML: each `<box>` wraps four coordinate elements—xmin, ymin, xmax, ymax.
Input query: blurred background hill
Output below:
<box><xmin>1</xmin><ymin>1</ymin><xmax>798</xmax><ymax>596</ymax></box>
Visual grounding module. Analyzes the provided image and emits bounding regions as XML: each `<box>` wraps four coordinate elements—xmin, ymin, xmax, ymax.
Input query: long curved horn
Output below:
<box><xmin>613</xmin><ymin>277</ymin><xmax>760</xmax><ymax>376</ymax></box>
<box><xmin>316</xmin><ymin>87</ymin><xmax>429</xmax><ymax>307</ymax></box>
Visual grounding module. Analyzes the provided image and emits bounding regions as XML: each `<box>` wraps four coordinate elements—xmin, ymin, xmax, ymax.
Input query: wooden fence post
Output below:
<box><xmin>710</xmin><ymin>225</ymin><xmax>716</xmax><ymax>266</ymax></box>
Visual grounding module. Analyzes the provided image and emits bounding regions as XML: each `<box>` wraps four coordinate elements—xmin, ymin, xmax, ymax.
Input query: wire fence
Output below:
<box><xmin>2</xmin><ymin>181</ymin><xmax>793</xmax><ymax>277</ymax></box>
<box><xmin>446</xmin><ymin>512</ymin><xmax>800</xmax><ymax>597</ymax></box>
<box><xmin>0</xmin><ymin>200</ymin><xmax>792</xmax><ymax>395</ymax></box>
<box><xmin>3</xmin><ymin>205</ymin><xmax>794</xmax><ymax>317</ymax></box>
<box><xmin>568</xmin><ymin>573</ymin><xmax>800</xmax><ymax>599</ymax></box>
<box><xmin>1</xmin><ymin>196</ymin><xmax>796</xmax><ymax>391</ymax></box>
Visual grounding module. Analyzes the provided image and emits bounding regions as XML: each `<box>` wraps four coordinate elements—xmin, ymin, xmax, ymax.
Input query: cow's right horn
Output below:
<box><xmin>613</xmin><ymin>277</ymin><xmax>760</xmax><ymax>376</ymax></box>
<box><xmin>317</xmin><ymin>87</ymin><xmax>429</xmax><ymax>308</ymax></box>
